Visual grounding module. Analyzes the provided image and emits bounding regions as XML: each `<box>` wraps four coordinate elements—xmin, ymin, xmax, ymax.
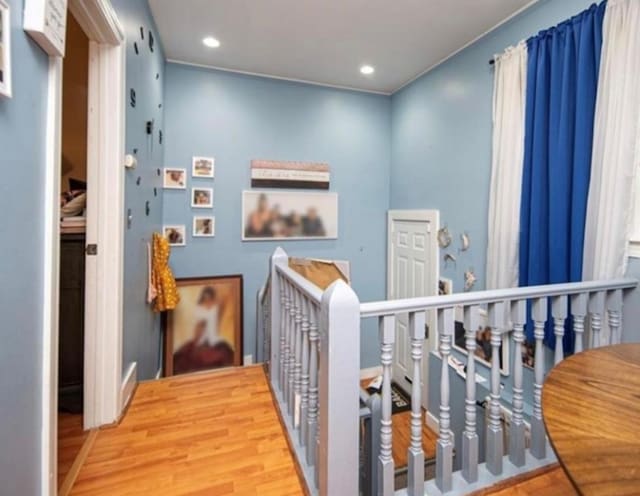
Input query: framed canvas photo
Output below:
<box><xmin>0</xmin><ymin>0</ymin><xmax>12</xmax><ymax>98</ymax></box>
<box><xmin>192</xmin><ymin>187</ymin><xmax>213</xmax><ymax>208</ymax></box>
<box><xmin>163</xmin><ymin>168</ymin><xmax>187</xmax><ymax>189</ymax></box>
<box><xmin>192</xmin><ymin>156</ymin><xmax>215</xmax><ymax>178</ymax></box>
<box><xmin>193</xmin><ymin>216</ymin><xmax>215</xmax><ymax>237</ymax></box>
<box><xmin>242</xmin><ymin>190</ymin><xmax>338</xmax><ymax>241</ymax></box>
<box><xmin>164</xmin><ymin>275</ymin><xmax>243</xmax><ymax>376</ymax></box>
<box><xmin>163</xmin><ymin>225</ymin><xmax>186</xmax><ymax>246</ymax></box>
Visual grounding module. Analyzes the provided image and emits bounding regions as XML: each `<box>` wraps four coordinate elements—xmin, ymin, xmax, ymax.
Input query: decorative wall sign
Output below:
<box><xmin>251</xmin><ymin>160</ymin><xmax>330</xmax><ymax>189</ymax></box>
<box><xmin>0</xmin><ymin>0</ymin><xmax>11</xmax><ymax>98</ymax></box>
<box><xmin>24</xmin><ymin>0</ymin><xmax>67</xmax><ymax>57</ymax></box>
<box><xmin>242</xmin><ymin>190</ymin><xmax>338</xmax><ymax>241</ymax></box>
<box><xmin>193</xmin><ymin>216</ymin><xmax>215</xmax><ymax>237</ymax></box>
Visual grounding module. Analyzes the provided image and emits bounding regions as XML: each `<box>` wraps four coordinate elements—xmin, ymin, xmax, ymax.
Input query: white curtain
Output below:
<box><xmin>486</xmin><ymin>42</ymin><xmax>528</xmax><ymax>290</ymax></box>
<box><xmin>583</xmin><ymin>0</ymin><xmax>640</xmax><ymax>281</ymax></box>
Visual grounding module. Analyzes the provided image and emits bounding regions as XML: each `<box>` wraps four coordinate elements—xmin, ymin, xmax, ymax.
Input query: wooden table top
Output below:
<box><xmin>542</xmin><ymin>344</ymin><xmax>640</xmax><ymax>496</ymax></box>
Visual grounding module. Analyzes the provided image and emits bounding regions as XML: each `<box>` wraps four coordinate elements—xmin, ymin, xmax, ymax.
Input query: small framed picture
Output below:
<box><xmin>192</xmin><ymin>187</ymin><xmax>213</xmax><ymax>208</ymax></box>
<box><xmin>0</xmin><ymin>0</ymin><xmax>12</xmax><ymax>98</ymax></box>
<box><xmin>163</xmin><ymin>225</ymin><xmax>186</xmax><ymax>246</ymax></box>
<box><xmin>193</xmin><ymin>216</ymin><xmax>215</xmax><ymax>237</ymax></box>
<box><xmin>192</xmin><ymin>156</ymin><xmax>215</xmax><ymax>178</ymax></box>
<box><xmin>163</xmin><ymin>168</ymin><xmax>187</xmax><ymax>189</ymax></box>
<box><xmin>439</xmin><ymin>277</ymin><xmax>453</xmax><ymax>295</ymax></box>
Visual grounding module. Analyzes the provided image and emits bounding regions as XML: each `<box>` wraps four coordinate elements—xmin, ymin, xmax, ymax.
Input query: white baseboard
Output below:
<box><xmin>120</xmin><ymin>362</ymin><xmax>137</xmax><ymax>411</ymax></box>
<box><xmin>426</xmin><ymin>410</ymin><xmax>440</xmax><ymax>434</ymax></box>
<box><xmin>155</xmin><ymin>367</ymin><xmax>162</xmax><ymax>380</ymax></box>
<box><xmin>244</xmin><ymin>354</ymin><xmax>254</xmax><ymax>365</ymax></box>
<box><xmin>360</xmin><ymin>366</ymin><xmax>382</xmax><ymax>380</ymax></box>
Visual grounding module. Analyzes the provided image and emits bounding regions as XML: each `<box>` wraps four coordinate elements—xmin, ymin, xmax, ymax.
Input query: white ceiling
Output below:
<box><xmin>148</xmin><ymin>0</ymin><xmax>536</xmax><ymax>94</ymax></box>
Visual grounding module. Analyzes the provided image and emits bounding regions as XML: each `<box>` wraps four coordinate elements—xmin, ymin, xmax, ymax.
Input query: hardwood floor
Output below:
<box><xmin>58</xmin><ymin>413</ymin><xmax>90</xmax><ymax>490</ymax></box>
<box><xmin>473</xmin><ymin>464</ymin><xmax>577</xmax><ymax>496</ymax></box>
<box><xmin>70</xmin><ymin>366</ymin><xmax>304</xmax><ymax>495</ymax></box>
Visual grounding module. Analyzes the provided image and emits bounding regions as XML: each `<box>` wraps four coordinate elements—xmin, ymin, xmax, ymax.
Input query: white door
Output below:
<box><xmin>388</xmin><ymin>210</ymin><xmax>439</xmax><ymax>408</ymax></box>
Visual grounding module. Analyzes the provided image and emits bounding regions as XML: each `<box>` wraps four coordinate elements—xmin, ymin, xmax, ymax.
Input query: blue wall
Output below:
<box><xmin>163</xmin><ymin>63</ymin><xmax>391</xmax><ymax>366</ymax></box>
<box><xmin>390</xmin><ymin>0</ymin><xmax>600</xmax><ymax>292</ymax></box>
<box><xmin>0</xmin><ymin>2</ymin><xmax>49</xmax><ymax>493</ymax></box>
<box><xmin>111</xmin><ymin>0</ymin><xmax>166</xmax><ymax>380</ymax></box>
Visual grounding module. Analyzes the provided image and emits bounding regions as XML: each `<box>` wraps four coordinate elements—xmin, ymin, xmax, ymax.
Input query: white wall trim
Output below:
<box><xmin>426</xmin><ymin>410</ymin><xmax>440</xmax><ymax>434</ymax></box>
<box><xmin>359</xmin><ymin>366</ymin><xmax>382</xmax><ymax>380</ymax></box>
<box><xmin>120</xmin><ymin>362</ymin><xmax>137</xmax><ymax>412</ymax></box>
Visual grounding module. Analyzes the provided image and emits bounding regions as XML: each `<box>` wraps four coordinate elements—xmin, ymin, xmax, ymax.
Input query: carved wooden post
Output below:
<box><xmin>269</xmin><ymin>248</ymin><xmax>287</xmax><ymax>390</ymax></box>
<box><xmin>318</xmin><ymin>281</ymin><xmax>360</xmax><ymax>496</ymax></box>
<box><xmin>407</xmin><ymin>311</ymin><xmax>425</xmax><ymax>496</ymax></box>
<box><xmin>552</xmin><ymin>295</ymin><xmax>567</xmax><ymax>365</ymax></box>
<box><xmin>462</xmin><ymin>305</ymin><xmax>480</xmax><ymax>483</ymax></box>
<box><xmin>279</xmin><ymin>275</ymin><xmax>287</xmax><ymax>392</ymax></box>
<box><xmin>486</xmin><ymin>302</ymin><xmax>504</xmax><ymax>476</ymax></box>
<box><xmin>607</xmin><ymin>289</ymin><xmax>623</xmax><ymax>345</ymax></box>
<box><xmin>571</xmin><ymin>293</ymin><xmax>588</xmax><ymax>353</ymax></box>
<box><xmin>589</xmin><ymin>291</ymin><xmax>605</xmax><ymax>348</ymax></box>
<box><xmin>283</xmin><ymin>281</ymin><xmax>292</xmax><ymax>406</ymax></box>
<box><xmin>300</xmin><ymin>296</ymin><xmax>310</xmax><ymax>445</ymax></box>
<box><xmin>531</xmin><ymin>297</ymin><xmax>547</xmax><ymax>459</ymax></box>
<box><xmin>287</xmin><ymin>282</ymin><xmax>297</xmax><ymax>413</ymax></box>
<box><xmin>436</xmin><ymin>307</ymin><xmax>454</xmax><ymax>492</ymax></box>
<box><xmin>307</xmin><ymin>304</ymin><xmax>319</xmax><ymax>466</ymax></box>
<box><xmin>510</xmin><ymin>299</ymin><xmax>526</xmax><ymax>468</ymax></box>
<box><xmin>292</xmin><ymin>288</ymin><xmax>303</xmax><ymax>420</ymax></box>
<box><xmin>378</xmin><ymin>314</ymin><xmax>395</xmax><ymax>496</ymax></box>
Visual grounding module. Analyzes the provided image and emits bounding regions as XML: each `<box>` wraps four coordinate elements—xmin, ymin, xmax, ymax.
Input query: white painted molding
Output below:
<box><xmin>243</xmin><ymin>354</ymin><xmax>254</xmax><ymax>366</ymax></box>
<box><xmin>69</xmin><ymin>0</ymin><xmax>124</xmax><ymax>45</ymax></box>
<box><xmin>120</xmin><ymin>362</ymin><xmax>137</xmax><ymax>411</ymax></box>
<box><xmin>426</xmin><ymin>410</ymin><xmax>440</xmax><ymax>434</ymax></box>
<box><xmin>359</xmin><ymin>366</ymin><xmax>382</xmax><ymax>380</ymax></box>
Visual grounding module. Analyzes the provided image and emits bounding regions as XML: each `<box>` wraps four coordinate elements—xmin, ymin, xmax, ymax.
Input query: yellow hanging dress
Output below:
<box><xmin>152</xmin><ymin>232</ymin><xmax>180</xmax><ymax>312</ymax></box>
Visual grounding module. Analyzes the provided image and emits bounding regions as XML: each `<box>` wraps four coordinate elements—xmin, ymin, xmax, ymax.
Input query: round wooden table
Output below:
<box><xmin>542</xmin><ymin>344</ymin><xmax>640</xmax><ymax>495</ymax></box>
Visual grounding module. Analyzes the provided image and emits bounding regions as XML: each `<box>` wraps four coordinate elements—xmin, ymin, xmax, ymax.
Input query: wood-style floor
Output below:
<box><xmin>58</xmin><ymin>412</ymin><xmax>89</xmax><ymax>489</ymax></box>
<box><xmin>70</xmin><ymin>366</ymin><xmax>304</xmax><ymax>495</ymax></box>
<box><xmin>476</xmin><ymin>464</ymin><xmax>577</xmax><ymax>496</ymax></box>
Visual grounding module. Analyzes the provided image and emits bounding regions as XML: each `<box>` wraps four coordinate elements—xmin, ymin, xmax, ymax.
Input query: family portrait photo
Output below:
<box><xmin>192</xmin><ymin>156</ymin><xmax>215</xmax><ymax>178</ymax></box>
<box><xmin>0</xmin><ymin>0</ymin><xmax>11</xmax><ymax>98</ymax></box>
<box><xmin>193</xmin><ymin>216</ymin><xmax>215</xmax><ymax>237</ymax></box>
<box><xmin>164</xmin><ymin>276</ymin><xmax>243</xmax><ymax>376</ymax></box>
<box><xmin>163</xmin><ymin>168</ymin><xmax>186</xmax><ymax>189</ymax></box>
<box><xmin>163</xmin><ymin>225</ymin><xmax>186</xmax><ymax>246</ymax></box>
<box><xmin>242</xmin><ymin>190</ymin><xmax>338</xmax><ymax>240</ymax></box>
<box><xmin>192</xmin><ymin>187</ymin><xmax>213</xmax><ymax>208</ymax></box>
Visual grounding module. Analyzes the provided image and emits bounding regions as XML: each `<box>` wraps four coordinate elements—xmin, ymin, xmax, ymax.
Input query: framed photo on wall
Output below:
<box><xmin>192</xmin><ymin>156</ymin><xmax>215</xmax><ymax>178</ymax></box>
<box><xmin>193</xmin><ymin>216</ymin><xmax>215</xmax><ymax>237</ymax></box>
<box><xmin>163</xmin><ymin>168</ymin><xmax>187</xmax><ymax>189</ymax></box>
<box><xmin>192</xmin><ymin>187</ymin><xmax>213</xmax><ymax>208</ymax></box>
<box><xmin>163</xmin><ymin>225</ymin><xmax>186</xmax><ymax>246</ymax></box>
<box><xmin>164</xmin><ymin>275</ymin><xmax>243</xmax><ymax>376</ymax></box>
<box><xmin>0</xmin><ymin>0</ymin><xmax>12</xmax><ymax>98</ymax></box>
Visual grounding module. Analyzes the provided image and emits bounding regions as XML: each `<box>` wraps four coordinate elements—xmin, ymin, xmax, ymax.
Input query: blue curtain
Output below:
<box><xmin>519</xmin><ymin>2</ymin><xmax>606</xmax><ymax>350</ymax></box>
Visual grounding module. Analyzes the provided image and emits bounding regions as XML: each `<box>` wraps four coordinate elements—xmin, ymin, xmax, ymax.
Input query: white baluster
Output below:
<box><xmin>486</xmin><ymin>302</ymin><xmax>504</xmax><ymax>476</ymax></box>
<box><xmin>278</xmin><ymin>274</ymin><xmax>287</xmax><ymax>393</ymax></box>
<box><xmin>552</xmin><ymin>295</ymin><xmax>567</xmax><ymax>365</ymax></box>
<box><xmin>299</xmin><ymin>296</ymin><xmax>310</xmax><ymax>445</ymax></box>
<box><xmin>269</xmin><ymin>248</ymin><xmax>287</xmax><ymax>390</ymax></box>
<box><xmin>307</xmin><ymin>304</ymin><xmax>319</xmax><ymax>466</ymax></box>
<box><xmin>510</xmin><ymin>299</ymin><xmax>526</xmax><ymax>467</ymax></box>
<box><xmin>282</xmin><ymin>281</ymin><xmax>292</xmax><ymax>403</ymax></box>
<box><xmin>589</xmin><ymin>291</ymin><xmax>605</xmax><ymax>348</ymax></box>
<box><xmin>436</xmin><ymin>307</ymin><xmax>454</xmax><ymax>493</ymax></box>
<box><xmin>292</xmin><ymin>288</ymin><xmax>303</xmax><ymax>420</ymax></box>
<box><xmin>571</xmin><ymin>293</ymin><xmax>588</xmax><ymax>353</ymax></box>
<box><xmin>407</xmin><ymin>311</ymin><xmax>425</xmax><ymax>496</ymax></box>
<box><xmin>462</xmin><ymin>305</ymin><xmax>480</xmax><ymax>483</ymax></box>
<box><xmin>607</xmin><ymin>289</ymin><xmax>623</xmax><ymax>345</ymax></box>
<box><xmin>378</xmin><ymin>315</ymin><xmax>395</xmax><ymax>496</ymax></box>
<box><xmin>531</xmin><ymin>297</ymin><xmax>547</xmax><ymax>459</ymax></box>
<box><xmin>287</xmin><ymin>283</ymin><xmax>297</xmax><ymax>414</ymax></box>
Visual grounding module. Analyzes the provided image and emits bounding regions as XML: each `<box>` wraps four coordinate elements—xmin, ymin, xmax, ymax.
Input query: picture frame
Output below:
<box><xmin>242</xmin><ymin>190</ymin><xmax>338</xmax><ymax>241</ymax></box>
<box><xmin>191</xmin><ymin>187</ymin><xmax>213</xmax><ymax>208</ymax></box>
<box><xmin>0</xmin><ymin>0</ymin><xmax>12</xmax><ymax>98</ymax></box>
<box><xmin>439</xmin><ymin>277</ymin><xmax>453</xmax><ymax>296</ymax></box>
<box><xmin>163</xmin><ymin>275</ymin><xmax>243</xmax><ymax>376</ymax></box>
<box><xmin>163</xmin><ymin>225</ymin><xmax>186</xmax><ymax>246</ymax></box>
<box><xmin>193</xmin><ymin>216</ymin><xmax>215</xmax><ymax>237</ymax></box>
<box><xmin>163</xmin><ymin>168</ymin><xmax>187</xmax><ymax>189</ymax></box>
<box><xmin>192</xmin><ymin>156</ymin><xmax>215</xmax><ymax>178</ymax></box>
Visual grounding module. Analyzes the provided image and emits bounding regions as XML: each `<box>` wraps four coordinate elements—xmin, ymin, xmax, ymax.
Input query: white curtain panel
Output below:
<box><xmin>583</xmin><ymin>0</ymin><xmax>640</xmax><ymax>281</ymax></box>
<box><xmin>486</xmin><ymin>42</ymin><xmax>528</xmax><ymax>290</ymax></box>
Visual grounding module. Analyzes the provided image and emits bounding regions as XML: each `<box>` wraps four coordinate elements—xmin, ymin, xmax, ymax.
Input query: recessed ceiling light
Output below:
<box><xmin>360</xmin><ymin>65</ymin><xmax>375</xmax><ymax>75</ymax></box>
<box><xmin>203</xmin><ymin>37</ymin><xmax>221</xmax><ymax>48</ymax></box>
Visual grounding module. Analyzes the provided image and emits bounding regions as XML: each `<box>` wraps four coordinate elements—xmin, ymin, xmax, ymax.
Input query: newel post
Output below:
<box><xmin>269</xmin><ymin>247</ymin><xmax>288</xmax><ymax>389</ymax></box>
<box><xmin>318</xmin><ymin>280</ymin><xmax>361</xmax><ymax>496</ymax></box>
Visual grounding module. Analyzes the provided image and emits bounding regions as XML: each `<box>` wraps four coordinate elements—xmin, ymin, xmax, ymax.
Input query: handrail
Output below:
<box><xmin>360</xmin><ymin>278</ymin><xmax>637</xmax><ymax>318</ymax></box>
<box><xmin>275</xmin><ymin>262</ymin><xmax>324</xmax><ymax>304</ymax></box>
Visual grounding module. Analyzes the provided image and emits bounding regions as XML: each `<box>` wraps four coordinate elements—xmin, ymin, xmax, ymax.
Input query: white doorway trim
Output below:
<box><xmin>41</xmin><ymin>1</ymin><xmax>125</xmax><ymax>494</ymax></box>
<box><xmin>387</xmin><ymin>209</ymin><xmax>440</xmax><ymax>410</ymax></box>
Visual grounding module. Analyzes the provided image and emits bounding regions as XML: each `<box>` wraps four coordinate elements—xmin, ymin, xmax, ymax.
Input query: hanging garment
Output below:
<box><xmin>152</xmin><ymin>232</ymin><xmax>180</xmax><ymax>312</ymax></box>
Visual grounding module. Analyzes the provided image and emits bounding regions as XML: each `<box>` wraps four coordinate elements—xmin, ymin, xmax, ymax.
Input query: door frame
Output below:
<box><xmin>41</xmin><ymin>1</ymin><xmax>125</xmax><ymax>494</ymax></box>
<box><xmin>387</xmin><ymin>209</ymin><xmax>440</xmax><ymax>409</ymax></box>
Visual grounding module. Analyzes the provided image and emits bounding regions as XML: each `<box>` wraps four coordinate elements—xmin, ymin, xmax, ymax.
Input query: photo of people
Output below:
<box><xmin>163</xmin><ymin>168</ymin><xmax>186</xmax><ymax>189</ymax></box>
<box><xmin>192</xmin><ymin>187</ymin><xmax>213</xmax><ymax>208</ymax></box>
<box><xmin>193</xmin><ymin>216</ymin><xmax>215</xmax><ymax>237</ymax></box>
<box><xmin>0</xmin><ymin>0</ymin><xmax>10</xmax><ymax>98</ymax></box>
<box><xmin>163</xmin><ymin>225</ymin><xmax>186</xmax><ymax>246</ymax></box>
<box><xmin>242</xmin><ymin>190</ymin><xmax>338</xmax><ymax>240</ymax></box>
<box><xmin>0</xmin><ymin>6</ymin><xmax>4</xmax><ymax>85</ymax></box>
<box><xmin>192</xmin><ymin>156</ymin><xmax>215</xmax><ymax>178</ymax></box>
<box><xmin>165</xmin><ymin>276</ymin><xmax>243</xmax><ymax>376</ymax></box>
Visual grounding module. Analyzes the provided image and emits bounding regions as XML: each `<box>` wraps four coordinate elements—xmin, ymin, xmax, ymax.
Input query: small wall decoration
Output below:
<box><xmin>464</xmin><ymin>269</ymin><xmax>477</xmax><ymax>291</ymax></box>
<box><xmin>242</xmin><ymin>190</ymin><xmax>338</xmax><ymax>241</ymax></box>
<box><xmin>163</xmin><ymin>275</ymin><xmax>243</xmax><ymax>376</ymax></box>
<box><xmin>437</xmin><ymin>226</ymin><xmax>452</xmax><ymax>248</ymax></box>
<box><xmin>460</xmin><ymin>232</ymin><xmax>470</xmax><ymax>251</ymax></box>
<box><xmin>251</xmin><ymin>160</ymin><xmax>330</xmax><ymax>189</ymax></box>
<box><xmin>439</xmin><ymin>277</ymin><xmax>453</xmax><ymax>296</ymax></box>
<box><xmin>163</xmin><ymin>225</ymin><xmax>186</xmax><ymax>246</ymax></box>
<box><xmin>193</xmin><ymin>216</ymin><xmax>215</xmax><ymax>237</ymax></box>
<box><xmin>24</xmin><ymin>0</ymin><xmax>67</xmax><ymax>57</ymax></box>
<box><xmin>192</xmin><ymin>156</ymin><xmax>215</xmax><ymax>178</ymax></box>
<box><xmin>163</xmin><ymin>168</ymin><xmax>186</xmax><ymax>189</ymax></box>
<box><xmin>191</xmin><ymin>187</ymin><xmax>213</xmax><ymax>208</ymax></box>
<box><xmin>0</xmin><ymin>0</ymin><xmax>12</xmax><ymax>98</ymax></box>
